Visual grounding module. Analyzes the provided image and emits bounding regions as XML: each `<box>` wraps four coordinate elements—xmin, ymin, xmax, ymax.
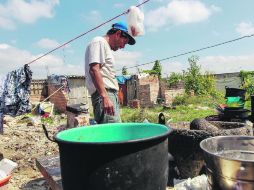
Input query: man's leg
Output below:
<box><xmin>91</xmin><ymin>91</ymin><xmax>121</xmax><ymax>124</ymax></box>
<box><xmin>103</xmin><ymin>91</ymin><xmax>121</xmax><ymax>123</ymax></box>
<box><xmin>91</xmin><ymin>92</ymin><xmax>104</xmax><ymax>124</ymax></box>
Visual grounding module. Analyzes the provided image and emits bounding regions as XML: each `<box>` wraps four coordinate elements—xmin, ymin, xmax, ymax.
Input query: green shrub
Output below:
<box><xmin>167</xmin><ymin>72</ymin><xmax>184</xmax><ymax>88</ymax></box>
<box><xmin>240</xmin><ymin>71</ymin><xmax>254</xmax><ymax>100</ymax></box>
<box><xmin>172</xmin><ymin>94</ymin><xmax>224</xmax><ymax>107</ymax></box>
<box><xmin>184</xmin><ymin>55</ymin><xmax>216</xmax><ymax>96</ymax></box>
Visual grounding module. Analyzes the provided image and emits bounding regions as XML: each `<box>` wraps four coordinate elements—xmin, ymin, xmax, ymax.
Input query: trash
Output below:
<box><xmin>143</xmin><ymin>118</ymin><xmax>149</xmax><ymax>123</ymax></box>
<box><xmin>127</xmin><ymin>6</ymin><xmax>145</xmax><ymax>36</ymax></box>
<box><xmin>20</xmin><ymin>116</ymin><xmax>41</xmax><ymax>126</ymax></box>
<box><xmin>41</xmin><ymin>113</ymin><xmax>50</xmax><ymax>118</ymax></box>
<box><xmin>35</xmin><ymin>102</ymin><xmax>54</xmax><ymax>116</ymax></box>
<box><xmin>0</xmin><ymin>174</ymin><xmax>12</xmax><ymax>189</ymax></box>
<box><xmin>174</xmin><ymin>174</ymin><xmax>209</xmax><ymax>190</ymax></box>
<box><xmin>75</xmin><ymin>113</ymin><xmax>90</xmax><ymax>127</ymax></box>
<box><xmin>89</xmin><ymin>119</ymin><xmax>97</xmax><ymax>125</ymax></box>
<box><xmin>0</xmin><ymin>158</ymin><xmax>18</xmax><ymax>178</ymax></box>
<box><xmin>40</xmin><ymin>102</ymin><xmax>54</xmax><ymax>116</ymax></box>
<box><xmin>0</xmin><ymin>158</ymin><xmax>17</xmax><ymax>189</ymax></box>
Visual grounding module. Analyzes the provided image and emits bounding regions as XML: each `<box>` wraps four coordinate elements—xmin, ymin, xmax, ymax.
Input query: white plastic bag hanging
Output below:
<box><xmin>127</xmin><ymin>6</ymin><xmax>145</xmax><ymax>37</ymax></box>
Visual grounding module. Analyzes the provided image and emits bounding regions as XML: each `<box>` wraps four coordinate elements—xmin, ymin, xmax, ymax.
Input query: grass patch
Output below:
<box><xmin>121</xmin><ymin>95</ymin><xmax>224</xmax><ymax>123</ymax></box>
<box><xmin>121</xmin><ymin>105</ymin><xmax>215</xmax><ymax>123</ymax></box>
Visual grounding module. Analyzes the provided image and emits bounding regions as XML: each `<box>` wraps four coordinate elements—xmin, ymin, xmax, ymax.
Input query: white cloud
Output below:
<box><xmin>153</xmin><ymin>0</ymin><xmax>167</xmax><ymax>2</ymax></box>
<box><xmin>145</xmin><ymin>0</ymin><xmax>216</xmax><ymax>31</ymax></box>
<box><xmin>148</xmin><ymin>54</ymin><xmax>254</xmax><ymax>76</ymax></box>
<box><xmin>199</xmin><ymin>54</ymin><xmax>254</xmax><ymax>74</ymax></box>
<box><xmin>36</xmin><ymin>38</ymin><xmax>61</xmax><ymax>49</ymax></box>
<box><xmin>0</xmin><ymin>16</ymin><xmax>15</xmax><ymax>30</ymax></box>
<box><xmin>83</xmin><ymin>10</ymin><xmax>102</xmax><ymax>25</ymax></box>
<box><xmin>162</xmin><ymin>61</ymin><xmax>189</xmax><ymax>76</ymax></box>
<box><xmin>0</xmin><ymin>44</ymin><xmax>142</xmax><ymax>79</ymax></box>
<box><xmin>114</xmin><ymin>3</ymin><xmax>124</xmax><ymax>8</ymax></box>
<box><xmin>113</xmin><ymin>50</ymin><xmax>142</xmax><ymax>75</ymax></box>
<box><xmin>0</xmin><ymin>0</ymin><xmax>59</xmax><ymax>30</ymax></box>
<box><xmin>0</xmin><ymin>43</ymin><xmax>11</xmax><ymax>50</ymax></box>
<box><xmin>236</xmin><ymin>22</ymin><xmax>254</xmax><ymax>36</ymax></box>
<box><xmin>0</xmin><ymin>43</ymin><xmax>83</xmax><ymax>79</ymax></box>
<box><xmin>210</xmin><ymin>5</ymin><xmax>222</xmax><ymax>13</ymax></box>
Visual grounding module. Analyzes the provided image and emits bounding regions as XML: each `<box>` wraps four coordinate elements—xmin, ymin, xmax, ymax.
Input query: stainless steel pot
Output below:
<box><xmin>200</xmin><ymin>136</ymin><xmax>254</xmax><ymax>190</ymax></box>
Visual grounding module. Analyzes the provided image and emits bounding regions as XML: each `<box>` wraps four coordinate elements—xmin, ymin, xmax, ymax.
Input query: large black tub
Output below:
<box><xmin>53</xmin><ymin>123</ymin><xmax>171</xmax><ymax>190</ymax></box>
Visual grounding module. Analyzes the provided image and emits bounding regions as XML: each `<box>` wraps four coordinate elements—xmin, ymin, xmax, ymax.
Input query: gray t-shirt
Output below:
<box><xmin>84</xmin><ymin>36</ymin><xmax>119</xmax><ymax>95</ymax></box>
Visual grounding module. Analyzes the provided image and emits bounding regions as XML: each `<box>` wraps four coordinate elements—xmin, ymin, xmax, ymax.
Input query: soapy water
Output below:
<box><xmin>216</xmin><ymin>150</ymin><xmax>254</xmax><ymax>161</ymax></box>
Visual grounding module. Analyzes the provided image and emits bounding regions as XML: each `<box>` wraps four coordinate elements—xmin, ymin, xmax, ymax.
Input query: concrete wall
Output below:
<box><xmin>32</xmin><ymin>71</ymin><xmax>244</xmax><ymax>112</ymax></box>
<box><xmin>127</xmin><ymin>75</ymin><xmax>160</xmax><ymax>107</ymax></box>
<box><xmin>127</xmin><ymin>75</ymin><xmax>137</xmax><ymax>101</ymax></box>
<box><xmin>68</xmin><ymin>77</ymin><xmax>89</xmax><ymax>105</ymax></box>
<box><xmin>214</xmin><ymin>72</ymin><xmax>241</xmax><ymax>93</ymax></box>
<box><xmin>139</xmin><ymin>84</ymin><xmax>152</xmax><ymax>107</ymax></box>
<box><xmin>164</xmin><ymin>89</ymin><xmax>185</xmax><ymax>105</ymax></box>
<box><xmin>47</xmin><ymin>76</ymin><xmax>90</xmax><ymax>113</ymax></box>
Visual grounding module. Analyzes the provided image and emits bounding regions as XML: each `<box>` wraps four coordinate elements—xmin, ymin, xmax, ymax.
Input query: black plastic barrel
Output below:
<box><xmin>55</xmin><ymin>123</ymin><xmax>171</xmax><ymax>190</ymax></box>
<box><xmin>225</xmin><ymin>87</ymin><xmax>246</xmax><ymax>99</ymax></box>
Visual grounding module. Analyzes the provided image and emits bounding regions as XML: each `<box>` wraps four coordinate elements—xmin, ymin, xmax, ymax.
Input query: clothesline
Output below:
<box><xmin>0</xmin><ymin>1</ymin><xmax>151</xmax><ymax>134</ymax></box>
<box><xmin>27</xmin><ymin>0</ymin><xmax>150</xmax><ymax>66</ymax></box>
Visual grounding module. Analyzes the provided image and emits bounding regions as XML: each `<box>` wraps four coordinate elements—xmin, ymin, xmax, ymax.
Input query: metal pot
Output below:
<box><xmin>200</xmin><ymin>136</ymin><xmax>254</xmax><ymax>190</ymax></box>
<box><xmin>223</xmin><ymin>108</ymin><xmax>250</xmax><ymax>120</ymax></box>
<box><xmin>43</xmin><ymin>123</ymin><xmax>171</xmax><ymax>190</ymax></box>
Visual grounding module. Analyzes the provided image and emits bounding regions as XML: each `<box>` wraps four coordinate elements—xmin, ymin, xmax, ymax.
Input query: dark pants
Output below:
<box><xmin>0</xmin><ymin>113</ymin><xmax>3</xmax><ymax>134</ymax></box>
<box><xmin>91</xmin><ymin>90</ymin><xmax>121</xmax><ymax>124</ymax></box>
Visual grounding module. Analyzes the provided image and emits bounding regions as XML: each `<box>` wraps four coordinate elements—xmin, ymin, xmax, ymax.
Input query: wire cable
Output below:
<box><xmin>118</xmin><ymin>33</ymin><xmax>254</xmax><ymax>71</ymax></box>
<box><xmin>26</xmin><ymin>0</ymin><xmax>150</xmax><ymax>65</ymax></box>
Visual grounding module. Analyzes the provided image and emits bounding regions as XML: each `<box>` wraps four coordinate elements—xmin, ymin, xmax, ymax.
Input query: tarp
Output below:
<box><xmin>116</xmin><ymin>75</ymin><xmax>132</xmax><ymax>85</ymax></box>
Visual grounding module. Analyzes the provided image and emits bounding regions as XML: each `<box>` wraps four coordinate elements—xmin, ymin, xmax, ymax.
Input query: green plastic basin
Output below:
<box><xmin>56</xmin><ymin>123</ymin><xmax>170</xmax><ymax>143</ymax></box>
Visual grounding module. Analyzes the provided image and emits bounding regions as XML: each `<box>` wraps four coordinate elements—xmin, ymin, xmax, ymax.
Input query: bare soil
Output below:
<box><xmin>0</xmin><ymin>115</ymin><xmax>59</xmax><ymax>190</ymax></box>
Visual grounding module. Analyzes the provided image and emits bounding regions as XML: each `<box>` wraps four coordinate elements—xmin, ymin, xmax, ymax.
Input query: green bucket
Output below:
<box><xmin>56</xmin><ymin>122</ymin><xmax>170</xmax><ymax>143</ymax></box>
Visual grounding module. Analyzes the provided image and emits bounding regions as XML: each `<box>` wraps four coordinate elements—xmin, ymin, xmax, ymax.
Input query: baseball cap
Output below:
<box><xmin>112</xmin><ymin>22</ymin><xmax>136</xmax><ymax>45</ymax></box>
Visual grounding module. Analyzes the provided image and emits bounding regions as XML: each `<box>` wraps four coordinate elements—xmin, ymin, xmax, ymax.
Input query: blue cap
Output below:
<box><xmin>112</xmin><ymin>22</ymin><xmax>136</xmax><ymax>45</ymax></box>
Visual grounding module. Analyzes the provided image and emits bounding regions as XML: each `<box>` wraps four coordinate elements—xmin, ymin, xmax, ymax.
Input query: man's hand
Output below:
<box><xmin>102</xmin><ymin>95</ymin><xmax>115</xmax><ymax>116</ymax></box>
<box><xmin>89</xmin><ymin>63</ymin><xmax>115</xmax><ymax>116</ymax></box>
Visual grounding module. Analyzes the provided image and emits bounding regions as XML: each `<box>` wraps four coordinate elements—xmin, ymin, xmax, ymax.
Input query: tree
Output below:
<box><xmin>240</xmin><ymin>71</ymin><xmax>254</xmax><ymax>99</ymax></box>
<box><xmin>184</xmin><ymin>55</ymin><xmax>202</xmax><ymax>94</ymax></box>
<box><xmin>142</xmin><ymin>60</ymin><xmax>162</xmax><ymax>78</ymax></box>
<box><xmin>167</xmin><ymin>72</ymin><xmax>183</xmax><ymax>88</ymax></box>
<box><xmin>122</xmin><ymin>66</ymin><xmax>128</xmax><ymax>75</ymax></box>
<box><xmin>184</xmin><ymin>55</ymin><xmax>216</xmax><ymax>95</ymax></box>
<box><xmin>152</xmin><ymin>60</ymin><xmax>162</xmax><ymax>79</ymax></box>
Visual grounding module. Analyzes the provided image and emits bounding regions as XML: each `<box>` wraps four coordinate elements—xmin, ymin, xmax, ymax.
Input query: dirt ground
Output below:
<box><xmin>0</xmin><ymin>115</ymin><xmax>59</xmax><ymax>190</ymax></box>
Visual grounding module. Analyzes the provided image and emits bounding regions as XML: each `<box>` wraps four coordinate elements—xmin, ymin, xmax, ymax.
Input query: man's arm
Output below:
<box><xmin>89</xmin><ymin>63</ymin><xmax>115</xmax><ymax>115</ymax></box>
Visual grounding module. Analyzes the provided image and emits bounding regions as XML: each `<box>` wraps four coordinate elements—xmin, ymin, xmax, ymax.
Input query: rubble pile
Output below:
<box><xmin>0</xmin><ymin>115</ymin><xmax>59</xmax><ymax>190</ymax></box>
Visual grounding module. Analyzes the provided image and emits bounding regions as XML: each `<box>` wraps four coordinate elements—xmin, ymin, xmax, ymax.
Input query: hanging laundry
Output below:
<box><xmin>0</xmin><ymin>64</ymin><xmax>32</xmax><ymax>116</ymax></box>
<box><xmin>0</xmin><ymin>113</ymin><xmax>3</xmax><ymax>134</ymax></box>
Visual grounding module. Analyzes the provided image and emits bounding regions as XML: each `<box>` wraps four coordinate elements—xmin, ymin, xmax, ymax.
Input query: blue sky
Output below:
<box><xmin>0</xmin><ymin>0</ymin><xmax>254</xmax><ymax>79</ymax></box>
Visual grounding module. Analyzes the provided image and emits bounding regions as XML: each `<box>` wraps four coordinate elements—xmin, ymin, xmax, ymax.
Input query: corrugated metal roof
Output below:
<box><xmin>67</xmin><ymin>75</ymin><xmax>85</xmax><ymax>79</ymax></box>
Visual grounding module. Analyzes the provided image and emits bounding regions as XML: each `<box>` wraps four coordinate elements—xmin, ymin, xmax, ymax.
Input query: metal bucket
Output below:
<box><xmin>43</xmin><ymin>123</ymin><xmax>171</xmax><ymax>190</ymax></box>
<box><xmin>200</xmin><ymin>136</ymin><xmax>254</xmax><ymax>190</ymax></box>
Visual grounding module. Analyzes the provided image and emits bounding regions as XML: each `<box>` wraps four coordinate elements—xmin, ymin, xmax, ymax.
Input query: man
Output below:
<box><xmin>85</xmin><ymin>21</ymin><xmax>135</xmax><ymax>124</ymax></box>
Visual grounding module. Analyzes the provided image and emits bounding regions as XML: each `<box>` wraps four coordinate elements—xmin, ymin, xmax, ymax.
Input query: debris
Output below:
<box><xmin>0</xmin><ymin>158</ymin><xmax>18</xmax><ymax>178</ymax></box>
<box><xmin>174</xmin><ymin>174</ymin><xmax>209</xmax><ymax>190</ymax></box>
